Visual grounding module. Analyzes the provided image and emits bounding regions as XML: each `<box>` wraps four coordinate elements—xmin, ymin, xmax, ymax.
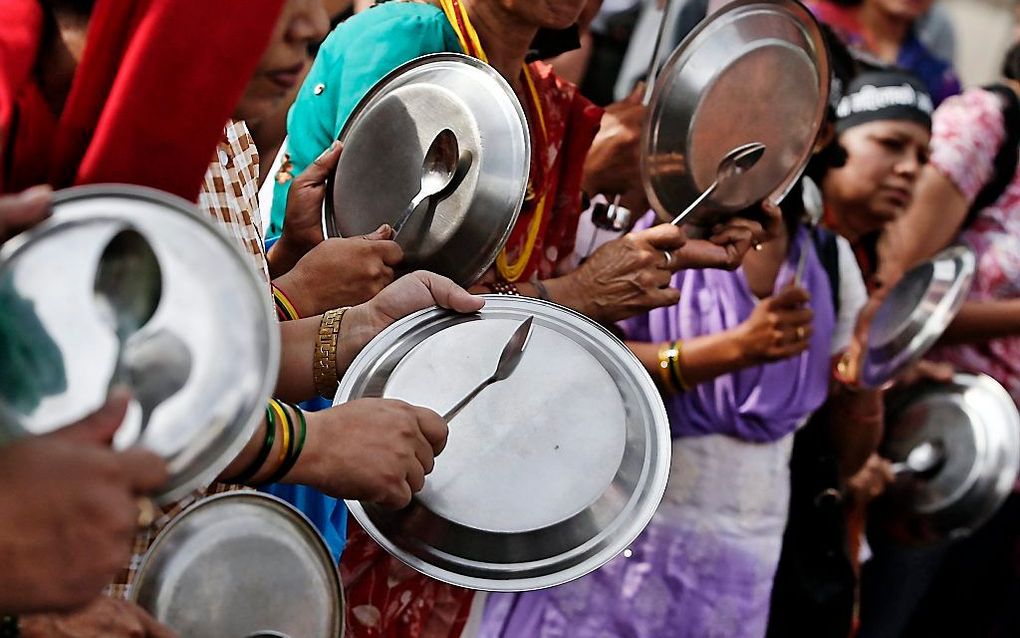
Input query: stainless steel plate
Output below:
<box><xmin>878</xmin><ymin>374</ymin><xmax>1020</xmax><ymax>543</ymax></box>
<box><xmin>860</xmin><ymin>246</ymin><xmax>976</xmax><ymax>388</ymax></box>
<box><xmin>132</xmin><ymin>492</ymin><xmax>343</xmax><ymax>637</ymax></box>
<box><xmin>0</xmin><ymin>185</ymin><xmax>278</xmax><ymax>503</ymax></box>
<box><xmin>641</xmin><ymin>0</ymin><xmax>829</xmax><ymax>228</ymax></box>
<box><xmin>336</xmin><ymin>296</ymin><xmax>671</xmax><ymax>591</ymax></box>
<box><xmin>325</xmin><ymin>53</ymin><xmax>530</xmax><ymax>286</ymax></box>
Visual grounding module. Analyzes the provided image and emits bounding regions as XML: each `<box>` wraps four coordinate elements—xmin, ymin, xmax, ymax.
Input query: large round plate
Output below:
<box><xmin>131</xmin><ymin>492</ymin><xmax>343</xmax><ymax>637</ymax></box>
<box><xmin>0</xmin><ymin>185</ymin><xmax>278</xmax><ymax>503</ymax></box>
<box><xmin>325</xmin><ymin>53</ymin><xmax>530</xmax><ymax>287</ymax></box>
<box><xmin>335</xmin><ymin>296</ymin><xmax>671</xmax><ymax>591</ymax></box>
<box><xmin>877</xmin><ymin>374</ymin><xmax>1020</xmax><ymax>543</ymax></box>
<box><xmin>860</xmin><ymin>246</ymin><xmax>975</xmax><ymax>388</ymax></box>
<box><xmin>641</xmin><ymin>0</ymin><xmax>829</xmax><ymax>227</ymax></box>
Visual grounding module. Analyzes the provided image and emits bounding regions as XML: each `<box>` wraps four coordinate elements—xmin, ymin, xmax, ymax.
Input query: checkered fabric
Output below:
<box><xmin>107</xmin><ymin>120</ymin><xmax>269</xmax><ymax>599</ymax></box>
<box><xmin>198</xmin><ymin>119</ymin><xmax>272</xmax><ymax>287</ymax></box>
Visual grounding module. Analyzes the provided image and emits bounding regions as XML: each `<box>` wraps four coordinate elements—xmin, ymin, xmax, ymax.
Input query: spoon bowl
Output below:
<box><xmin>670</xmin><ymin>142</ymin><xmax>766</xmax><ymax>225</ymax></box>
<box><xmin>393</xmin><ymin>129</ymin><xmax>460</xmax><ymax>236</ymax></box>
<box><xmin>94</xmin><ymin>227</ymin><xmax>162</xmax><ymax>343</ymax></box>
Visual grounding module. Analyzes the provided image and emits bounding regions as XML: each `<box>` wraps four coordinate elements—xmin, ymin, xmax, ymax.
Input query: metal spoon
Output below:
<box><xmin>891</xmin><ymin>440</ymin><xmax>946</xmax><ymax>477</ymax></box>
<box><xmin>642</xmin><ymin>0</ymin><xmax>675</xmax><ymax>105</ymax></box>
<box><xmin>670</xmin><ymin>142</ymin><xmax>767</xmax><ymax>226</ymax></box>
<box><xmin>121</xmin><ymin>329</ymin><xmax>193</xmax><ymax>440</ymax></box>
<box><xmin>392</xmin><ymin>129</ymin><xmax>460</xmax><ymax>236</ymax></box>
<box><xmin>442</xmin><ymin>317</ymin><xmax>534</xmax><ymax>422</ymax></box>
<box><xmin>93</xmin><ymin>227</ymin><xmax>163</xmax><ymax>387</ymax></box>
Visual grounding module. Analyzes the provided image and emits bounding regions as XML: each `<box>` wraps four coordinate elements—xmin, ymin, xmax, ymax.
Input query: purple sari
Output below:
<box><xmin>475</xmin><ymin>225</ymin><xmax>837</xmax><ymax>638</ymax></box>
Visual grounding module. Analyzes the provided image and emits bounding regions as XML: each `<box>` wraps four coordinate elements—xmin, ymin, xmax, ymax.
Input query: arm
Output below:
<box><xmin>827</xmin><ymin>382</ymin><xmax>884</xmax><ymax>482</ymax></box>
<box><xmin>877</xmin><ymin>164</ymin><xmax>969</xmax><ymax>284</ymax></box>
<box><xmin>626</xmin><ymin>286</ymin><xmax>815</xmax><ymax>388</ymax></box>
<box><xmin>941</xmin><ymin>299</ymin><xmax>1020</xmax><ymax>344</ymax></box>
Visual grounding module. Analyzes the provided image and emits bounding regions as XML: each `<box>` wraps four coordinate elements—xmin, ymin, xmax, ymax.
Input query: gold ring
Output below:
<box><xmin>796</xmin><ymin>326</ymin><xmax>806</xmax><ymax>341</ymax></box>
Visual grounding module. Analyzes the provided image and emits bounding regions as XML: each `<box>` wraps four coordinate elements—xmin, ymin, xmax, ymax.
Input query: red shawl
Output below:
<box><xmin>0</xmin><ymin>0</ymin><xmax>283</xmax><ymax>199</ymax></box>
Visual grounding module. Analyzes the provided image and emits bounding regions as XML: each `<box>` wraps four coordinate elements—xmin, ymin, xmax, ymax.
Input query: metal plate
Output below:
<box><xmin>325</xmin><ymin>53</ymin><xmax>530</xmax><ymax>287</ymax></box>
<box><xmin>0</xmin><ymin>185</ymin><xmax>278</xmax><ymax>503</ymax></box>
<box><xmin>336</xmin><ymin>296</ymin><xmax>671</xmax><ymax>591</ymax></box>
<box><xmin>878</xmin><ymin>374</ymin><xmax>1020</xmax><ymax>543</ymax></box>
<box><xmin>131</xmin><ymin>492</ymin><xmax>343</xmax><ymax>637</ymax></box>
<box><xmin>641</xmin><ymin>0</ymin><xmax>829</xmax><ymax>227</ymax></box>
<box><xmin>860</xmin><ymin>246</ymin><xmax>976</xmax><ymax>388</ymax></box>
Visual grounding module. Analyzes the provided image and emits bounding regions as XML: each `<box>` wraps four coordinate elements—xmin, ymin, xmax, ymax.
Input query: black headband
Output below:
<box><xmin>836</xmin><ymin>71</ymin><xmax>933</xmax><ymax>133</ymax></box>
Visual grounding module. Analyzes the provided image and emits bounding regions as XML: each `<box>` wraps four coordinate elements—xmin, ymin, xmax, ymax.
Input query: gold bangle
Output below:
<box><xmin>670</xmin><ymin>340</ymin><xmax>692</xmax><ymax>391</ymax></box>
<box><xmin>657</xmin><ymin>342</ymin><xmax>680</xmax><ymax>392</ymax></box>
<box><xmin>314</xmin><ymin>307</ymin><xmax>348</xmax><ymax>398</ymax></box>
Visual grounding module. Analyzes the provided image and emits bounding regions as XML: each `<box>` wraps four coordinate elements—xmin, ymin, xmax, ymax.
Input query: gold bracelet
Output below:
<box><xmin>657</xmin><ymin>342</ymin><xmax>680</xmax><ymax>392</ymax></box>
<box><xmin>313</xmin><ymin>307</ymin><xmax>348</xmax><ymax>398</ymax></box>
<box><xmin>670</xmin><ymin>341</ymin><xmax>692</xmax><ymax>391</ymax></box>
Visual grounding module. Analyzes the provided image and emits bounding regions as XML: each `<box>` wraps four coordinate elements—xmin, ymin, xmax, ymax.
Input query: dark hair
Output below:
<box><xmin>1004</xmin><ymin>41</ymin><xmax>1020</xmax><ymax>81</ymax></box>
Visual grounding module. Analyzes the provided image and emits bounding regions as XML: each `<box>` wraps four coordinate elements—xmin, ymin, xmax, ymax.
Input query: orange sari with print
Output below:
<box><xmin>340</xmin><ymin>59</ymin><xmax>602</xmax><ymax>638</ymax></box>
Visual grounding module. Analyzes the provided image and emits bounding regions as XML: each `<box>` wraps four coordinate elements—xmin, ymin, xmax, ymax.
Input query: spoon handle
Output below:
<box><xmin>393</xmin><ymin>191</ymin><xmax>427</xmax><ymax>237</ymax></box>
<box><xmin>670</xmin><ymin>181</ymin><xmax>718</xmax><ymax>226</ymax></box>
<box><xmin>793</xmin><ymin>230</ymin><xmax>813</xmax><ymax>286</ymax></box>
<box><xmin>442</xmin><ymin>377</ymin><xmax>492</xmax><ymax>422</ymax></box>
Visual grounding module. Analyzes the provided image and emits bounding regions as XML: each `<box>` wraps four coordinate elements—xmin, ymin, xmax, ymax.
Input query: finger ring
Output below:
<box><xmin>796</xmin><ymin>326</ymin><xmax>806</xmax><ymax>341</ymax></box>
<box><xmin>662</xmin><ymin>251</ymin><xmax>673</xmax><ymax>268</ymax></box>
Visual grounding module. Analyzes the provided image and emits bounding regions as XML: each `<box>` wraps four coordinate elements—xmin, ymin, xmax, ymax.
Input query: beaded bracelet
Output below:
<box><xmin>485</xmin><ymin>281</ymin><xmax>520</xmax><ymax>296</ymax></box>
<box><xmin>231</xmin><ymin>404</ymin><xmax>277</xmax><ymax>484</ymax></box>
<box><xmin>272</xmin><ymin>284</ymin><xmax>301</xmax><ymax>322</ymax></box>
<box><xmin>267</xmin><ymin>403</ymin><xmax>308</xmax><ymax>484</ymax></box>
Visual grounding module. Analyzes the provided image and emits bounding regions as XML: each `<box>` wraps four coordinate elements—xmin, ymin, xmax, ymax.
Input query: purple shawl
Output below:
<box><xmin>622</xmin><ymin>226</ymin><xmax>836</xmax><ymax>444</ymax></box>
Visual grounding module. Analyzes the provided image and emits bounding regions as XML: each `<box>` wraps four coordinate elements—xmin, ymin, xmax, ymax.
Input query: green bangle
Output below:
<box><xmin>265</xmin><ymin>402</ymin><xmax>299</xmax><ymax>485</ymax></box>
<box><xmin>232</xmin><ymin>405</ymin><xmax>277</xmax><ymax>484</ymax></box>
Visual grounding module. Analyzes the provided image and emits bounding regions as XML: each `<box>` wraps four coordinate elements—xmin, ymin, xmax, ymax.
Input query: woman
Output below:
<box><xmin>275</xmin><ymin>1</ymin><xmax>775</xmax><ymax>635</ymax></box>
<box><xmin>820</xmin><ymin>69</ymin><xmax>934</xmax><ymax>290</ymax></box>
<box><xmin>4</xmin><ymin>2</ymin><xmax>483</xmax><ymax>635</ymax></box>
<box><xmin>860</xmin><ymin>43</ymin><xmax>1020</xmax><ymax>638</ymax></box>
<box><xmin>810</xmin><ymin>0</ymin><xmax>960</xmax><ymax>106</ymax></box>
<box><xmin>478</xmin><ymin>197</ymin><xmax>867</xmax><ymax>637</ymax></box>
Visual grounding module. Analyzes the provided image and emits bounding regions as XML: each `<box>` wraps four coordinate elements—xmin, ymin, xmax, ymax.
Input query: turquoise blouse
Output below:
<box><xmin>268</xmin><ymin>2</ymin><xmax>463</xmax><ymax>236</ymax></box>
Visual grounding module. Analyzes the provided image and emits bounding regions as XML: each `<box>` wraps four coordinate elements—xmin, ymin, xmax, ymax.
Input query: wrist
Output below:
<box><xmin>281</xmin><ymin>409</ymin><xmax>323</xmax><ymax>486</ymax></box>
<box><xmin>335</xmin><ymin>304</ymin><xmax>377</xmax><ymax>374</ymax></box>
<box><xmin>267</xmin><ymin>234</ymin><xmax>305</xmax><ymax>278</ymax></box>
<box><xmin>541</xmin><ymin>275</ymin><xmax>595</xmax><ymax>319</ymax></box>
<box><xmin>728</xmin><ymin>327</ymin><xmax>756</xmax><ymax>368</ymax></box>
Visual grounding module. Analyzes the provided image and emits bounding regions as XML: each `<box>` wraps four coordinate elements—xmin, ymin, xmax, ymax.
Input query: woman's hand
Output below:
<box><xmin>338</xmin><ymin>271</ymin><xmax>484</xmax><ymax>366</ymax></box>
<box><xmin>672</xmin><ymin>201</ymin><xmax>780</xmax><ymax>271</ymax></box>
<box><xmin>273</xmin><ymin>225</ymin><xmax>403</xmax><ymax>316</ymax></box>
<box><xmin>0</xmin><ymin>185</ymin><xmax>52</xmax><ymax>244</ymax></box>
<box><xmin>546</xmin><ymin>223</ymin><xmax>687</xmax><ymax>323</ymax></box>
<box><xmin>582</xmin><ymin>85</ymin><xmax>647</xmax><ymax>212</ymax></box>
<box><xmin>267</xmin><ymin>141</ymin><xmax>343</xmax><ymax>277</ymax></box>
<box><xmin>0</xmin><ymin>392</ymin><xmax>168</xmax><ymax>614</ymax></box>
<box><xmin>844</xmin><ymin>453</ymin><xmax>895</xmax><ymax>505</ymax></box>
<box><xmin>286</xmin><ymin>399</ymin><xmax>448</xmax><ymax>509</ymax></box>
<box><xmin>20</xmin><ymin>598</ymin><xmax>177</xmax><ymax>638</ymax></box>
<box><xmin>732</xmin><ymin>285</ymin><xmax>814</xmax><ymax>365</ymax></box>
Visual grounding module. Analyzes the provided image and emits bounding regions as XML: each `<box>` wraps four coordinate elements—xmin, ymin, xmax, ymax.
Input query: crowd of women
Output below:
<box><xmin>0</xmin><ymin>0</ymin><xmax>1018</xmax><ymax>636</ymax></box>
